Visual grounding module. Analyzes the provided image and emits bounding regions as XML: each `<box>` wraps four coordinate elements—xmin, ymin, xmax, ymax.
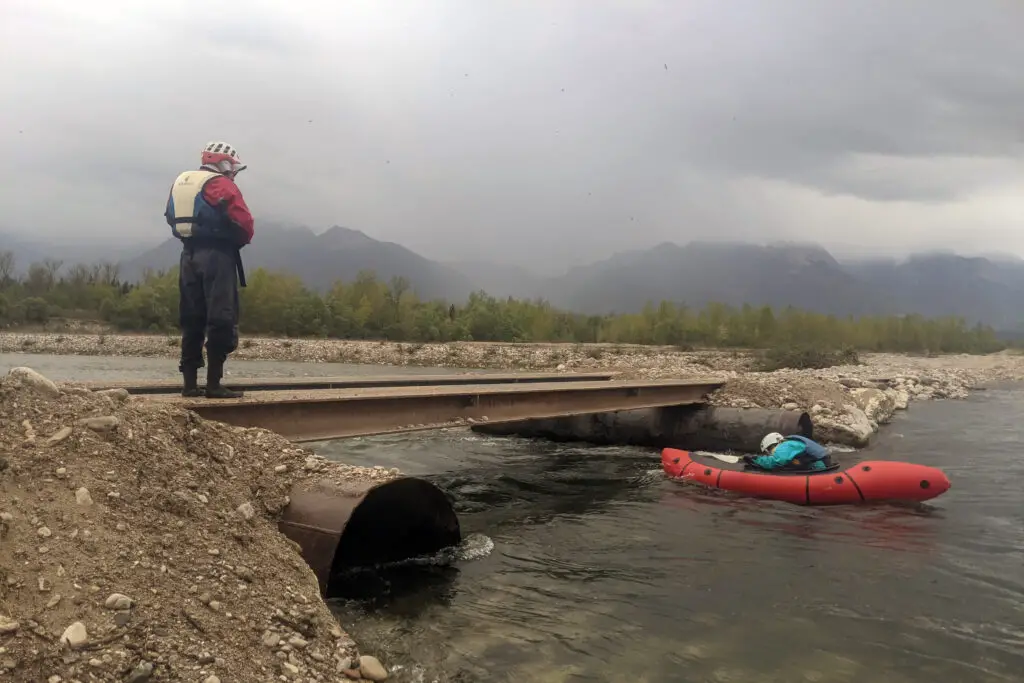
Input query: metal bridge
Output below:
<box><xmin>92</xmin><ymin>372</ymin><xmax>725</xmax><ymax>442</ymax></box>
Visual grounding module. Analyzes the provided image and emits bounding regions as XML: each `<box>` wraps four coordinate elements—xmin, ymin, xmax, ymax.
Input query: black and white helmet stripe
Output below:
<box><xmin>204</xmin><ymin>141</ymin><xmax>240</xmax><ymax>159</ymax></box>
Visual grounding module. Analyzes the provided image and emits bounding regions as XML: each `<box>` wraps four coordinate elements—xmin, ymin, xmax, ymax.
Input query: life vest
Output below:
<box><xmin>781</xmin><ymin>435</ymin><xmax>830</xmax><ymax>468</ymax></box>
<box><xmin>165</xmin><ymin>170</ymin><xmax>238</xmax><ymax>244</ymax></box>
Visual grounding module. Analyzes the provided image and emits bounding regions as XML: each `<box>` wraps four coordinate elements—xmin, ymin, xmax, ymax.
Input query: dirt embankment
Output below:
<box><xmin>0</xmin><ymin>367</ymin><xmax>397</xmax><ymax>682</ymax></box>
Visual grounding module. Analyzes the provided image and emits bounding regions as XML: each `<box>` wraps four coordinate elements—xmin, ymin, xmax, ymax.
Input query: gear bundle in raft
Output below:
<box><xmin>661</xmin><ymin>448</ymin><xmax>951</xmax><ymax>505</ymax></box>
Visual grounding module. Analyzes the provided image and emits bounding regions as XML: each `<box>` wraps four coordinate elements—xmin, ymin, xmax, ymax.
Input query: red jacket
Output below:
<box><xmin>202</xmin><ymin>175</ymin><xmax>255</xmax><ymax>245</ymax></box>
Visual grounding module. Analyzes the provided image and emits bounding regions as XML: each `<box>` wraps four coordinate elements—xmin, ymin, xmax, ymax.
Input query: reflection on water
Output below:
<box><xmin>318</xmin><ymin>389</ymin><xmax>1024</xmax><ymax>683</ymax></box>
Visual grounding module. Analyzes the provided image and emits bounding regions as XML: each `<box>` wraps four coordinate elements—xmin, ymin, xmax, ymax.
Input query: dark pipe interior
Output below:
<box><xmin>796</xmin><ymin>411</ymin><xmax>814</xmax><ymax>439</ymax></box>
<box><xmin>328</xmin><ymin>477</ymin><xmax>462</xmax><ymax>584</ymax></box>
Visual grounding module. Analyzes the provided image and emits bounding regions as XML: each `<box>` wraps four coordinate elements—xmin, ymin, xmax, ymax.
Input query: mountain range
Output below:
<box><xmin>4</xmin><ymin>226</ymin><xmax>1024</xmax><ymax>330</ymax></box>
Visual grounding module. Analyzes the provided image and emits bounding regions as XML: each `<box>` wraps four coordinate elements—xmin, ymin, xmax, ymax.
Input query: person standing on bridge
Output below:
<box><xmin>744</xmin><ymin>432</ymin><xmax>834</xmax><ymax>472</ymax></box>
<box><xmin>163</xmin><ymin>141</ymin><xmax>254</xmax><ymax>399</ymax></box>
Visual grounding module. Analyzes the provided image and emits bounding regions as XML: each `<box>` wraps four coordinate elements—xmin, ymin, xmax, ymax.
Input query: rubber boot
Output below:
<box><xmin>205</xmin><ymin>361</ymin><xmax>243</xmax><ymax>399</ymax></box>
<box><xmin>181</xmin><ymin>368</ymin><xmax>203</xmax><ymax>398</ymax></box>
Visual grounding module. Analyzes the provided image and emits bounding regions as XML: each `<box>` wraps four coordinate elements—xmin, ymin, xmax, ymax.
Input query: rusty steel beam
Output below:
<box><xmin>152</xmin><ymin>379</ymin><xmax>725</xmax><ymax>442</ymax></box>
<box><xmin>87</xmin><ymin>371</ymin><xmax>619</xmax><ymax>395</ymax></box>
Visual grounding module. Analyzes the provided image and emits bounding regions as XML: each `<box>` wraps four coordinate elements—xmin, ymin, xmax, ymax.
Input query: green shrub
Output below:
<box><xmin>757</xmin><ymin>345</ymin><xmax>861</xmax><ymax>371</ymax></box>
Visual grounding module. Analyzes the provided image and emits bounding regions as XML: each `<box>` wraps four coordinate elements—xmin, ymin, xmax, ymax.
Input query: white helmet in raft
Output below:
<box><xmin>201</xmin><ymin>141</ymin><xmax>247</xmax><ymax>176</ymax></box>
<box><xmin>760</xmin><ymin>432</ymin><xmax>784</xmax><ymax>454</ymax></box>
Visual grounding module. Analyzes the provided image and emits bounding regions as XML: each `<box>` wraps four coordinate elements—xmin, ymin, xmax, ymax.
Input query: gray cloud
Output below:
<box><xmin>2</xmin><ymin>0</ymin><xmax>1023</xmax><ymax>270</ymax></box>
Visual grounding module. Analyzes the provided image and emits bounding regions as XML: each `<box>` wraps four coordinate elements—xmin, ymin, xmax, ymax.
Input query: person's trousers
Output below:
<box><xmin>178</xmin><ymin>244</ymin><xmax>240</xmax><ymax>373</ymax></box>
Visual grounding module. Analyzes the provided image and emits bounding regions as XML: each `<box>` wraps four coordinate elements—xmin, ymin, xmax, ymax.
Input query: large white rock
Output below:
<box><xmin>886</xmin><ymin>388</ymin><xmax>910</xmax><ymax>411</ymax></box>
<box><xmin>814</xmin><ymin>405</ymin><xmax>874</xmax><ymax>448</ymax></box>
<box><xmin>849</xmin><ymin>387</ymin><xmax>896</xmax><ymax>425</ymax></box>
<box><xmin>6</xmin><ymin>367</ymin><xmax>60</xmax><ymax>397</ymax></box>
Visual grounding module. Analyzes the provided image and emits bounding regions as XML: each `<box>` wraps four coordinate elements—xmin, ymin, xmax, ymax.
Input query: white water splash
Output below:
<box><xmin>456</xmin><ymin>532</ymin><xmax>495</xmax><ymax>561</ymax></box>
<box><xmin>339</xmin><ymin>532</ymin><xmax>495</xmax><ymax>575</ymax></box>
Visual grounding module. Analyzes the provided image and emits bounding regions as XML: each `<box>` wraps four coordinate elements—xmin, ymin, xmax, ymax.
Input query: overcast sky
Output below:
<box><xmin>2</xmin><ymin>0</ymin><xmax>1023</xmax><ymax>270</ymax></box>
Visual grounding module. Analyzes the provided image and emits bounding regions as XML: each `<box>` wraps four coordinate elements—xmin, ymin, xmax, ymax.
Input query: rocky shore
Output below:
<box><xmin>0</xmin><ymin>367</ymin><xmax>396</xmax><ymax>682</ymax></box>
<box><xmin>3</xmin><ymin>331</ymin><xmax>1024</xmax><ymax>447</ymax></box>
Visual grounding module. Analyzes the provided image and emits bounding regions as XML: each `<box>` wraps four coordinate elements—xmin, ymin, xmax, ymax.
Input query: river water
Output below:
<box><xmin>3</xmin><ymin>353</ymin><xmax>1022</xmax><ymax>682</ymax></box>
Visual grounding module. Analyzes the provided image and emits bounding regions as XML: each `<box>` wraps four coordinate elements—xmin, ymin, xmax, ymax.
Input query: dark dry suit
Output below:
<box><xmin>178</xmin><ymin>243</ymin><xmax>242</xmax><ymax>378</ymax></box>
<box><xmin>165</xmin><ymin>168</ymin><xmax>254</xmax><ymax>398</ymax></box>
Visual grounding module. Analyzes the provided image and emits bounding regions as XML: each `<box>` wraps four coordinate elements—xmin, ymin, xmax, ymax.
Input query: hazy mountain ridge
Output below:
<box><xmin>117</xmin><ymin>224</ymin><xmax>477</xmax><ymax>302</ymax></box>
<box><xmin>6</xmin><ymin>225</ymin><xmax>1024</xmax><ymax>329</ymax></box>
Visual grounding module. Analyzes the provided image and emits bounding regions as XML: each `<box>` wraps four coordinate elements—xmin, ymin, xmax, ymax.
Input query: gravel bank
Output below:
<box><xmin>3</xmin><ymin>331</ymin><xmax>1023</xmax><ymax>447</ymax></box>
<box><xmin>0</xmin><ymin>367</ymin><xmax>396</xmax><ymax>682</ymax></box>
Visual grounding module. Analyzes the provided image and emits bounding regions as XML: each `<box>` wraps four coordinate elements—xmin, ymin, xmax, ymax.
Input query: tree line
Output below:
<box><xmin>0</xmin><ymin>250</ymin><xmax>1008</xmax><ymax>355</ymax></box>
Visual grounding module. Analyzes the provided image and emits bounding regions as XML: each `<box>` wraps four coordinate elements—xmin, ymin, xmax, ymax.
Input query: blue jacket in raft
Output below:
<box><xmin>750</xmin><ymin>435</ymin><xmax>831</xmax><ymax>471</ymax></box>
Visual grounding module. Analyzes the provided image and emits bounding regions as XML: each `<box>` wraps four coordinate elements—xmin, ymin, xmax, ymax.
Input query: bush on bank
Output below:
<box><xmin>757</xmin><ymin>345</ymin><xmax>863</xmax><ymax>371</ymax></box>
<box><xmin>0</xmin><ymin>253</ymin><xmax>1008</xmax><ymax>355</ymax></box>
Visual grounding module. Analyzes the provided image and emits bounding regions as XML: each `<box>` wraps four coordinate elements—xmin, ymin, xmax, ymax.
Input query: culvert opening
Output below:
<box><xmin>325</xmin><ymin>477</ymin><xmax>462</xmax><ymax>597</ymax></box>
<box><xmin>795</xmin><ymin>411</ymin><xmax>814</xmax><ymax>439</ymax></box>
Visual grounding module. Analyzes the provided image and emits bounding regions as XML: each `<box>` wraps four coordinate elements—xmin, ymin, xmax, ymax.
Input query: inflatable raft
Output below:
<box><xmin>661</xmin><ymin>448</ymin><xmax>951</xmax><ymax>505</ymax></box>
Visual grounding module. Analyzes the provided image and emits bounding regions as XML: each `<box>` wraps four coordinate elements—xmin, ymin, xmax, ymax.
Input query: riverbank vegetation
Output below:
<box><xmin>0</xmin><ymin>253</ymin><xmax>1007</xmax><ymax>355</ymax></box>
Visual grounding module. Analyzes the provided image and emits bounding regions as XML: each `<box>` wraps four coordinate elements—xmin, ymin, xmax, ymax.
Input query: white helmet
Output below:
<box><xmin>201</xmin><ymin>141</ymin><xmax>247</xmax><ymax>175</ymax></box>
<box><xmin>760</xmin><ymin>432</ymin><xmax>784</xmax><ymax>454</ymax></box>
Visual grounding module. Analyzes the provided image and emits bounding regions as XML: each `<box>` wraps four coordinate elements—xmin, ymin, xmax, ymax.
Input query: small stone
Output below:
<box><xmin>197</xmin><ymin>494</ymin><xmax>209</xmax><ymax>504</ymax></box>
<box><xmin>104</xmin><ymin>593</ymin><xmax>134</xmax><ymax>610</ymax></box>
<box><xmin>75</xmin><ymin>487</ymin><xmax>93</xmax><ymax>506</ymax></box>
<box><xmin>287</xmin><ymin>636</ymin><xmax>309</xmax><ymax>649</ymax></box>
<box><xmin>274</xmin><ymin>464</ymin><xmax>288</xmax><ymax>473</ymax></box>
<box><xmin>89</xmin><ymin>658</ymin><xmax>103</xmax><ymax>667</ymax></box>
<box><xmin>60</xmin><ymin>621</ymin><xmax>88</xmax><ymax>649</ymax></box>
<box><xmin>113</xmin><ymin>612</ymin><xmax>131</xmax><ymax>627</ymax></box>
<box><xmin>2</xmin><ymin>658</ymin><xmax>16</xmax><ymax>671</ymax></box>
<box><xmin>236</xmin><ymin>502</ymin><xmax>256</xmax><ymax>521</ymax></box>
<box><xmin>0</xmin><ymin>512</ymin><xmax>12</xmax><ymax>523</ymax></box>
<box><xmin>76</xmin><ymin>415</ymin><xmax>120</xmax><ymax>432</ymax></box>
<box><xmin>233</xmin><ymin>565</ymin><xmax>254</xmax><ymax>582</ymax></box>
<box><xmin>125</xmin><ymin>661</ymin><xmax>154</xmax><ymax>683</ymax></box>
<box><xmin>282</xmin><ymin>661</ymin><xmax>300</xmax><ymax>676</ymax></box>
<box><xmin>46</xmin><ymin>426</ymin><xmax>74</xmax><ymax>446</ymax></box>
<box><xmin>37</xmin><ymin>526</ymin><xmax>52</xmax><ymax>538</ymax></box>
<box><xmin>359</xmin><ymin>655</ymin><xmax>389</xmax><ymax>681</ymax></box>
<box><xmin>48</xmin><ymin>676</ymin><xmax>62</xmax><ymax>683</ymax></box>
<box><xmin>55</xmin><ymin>467</ymin><xmax>67</xmax><ymax>477</ymax></box>
<box><xmin>203</xmin><ymin>676</ymin><xmax>221</xmax><ymax>683</ymax></box>
<box><xmin>38</xmin><ymin>577</ymin><xmax>51</xmax><ymax>592</ymax></box>
<box><xmin>46</xmin><ymin>594</ymin><xmax>62</xmax><ymax>609</ymax></box>
<box><xmin>198</xmin><ymin>592</ymin><xmax>212</xmax><ymax>605</ymax></box>
<box><xmin>341</xmin><ymin>669</ymin><xmax>361</xmax><ymax>680</ymax></box>
<box><xmin>207</xmin><ymin>548</ymin><xmax>220</xmax><ymax>556</ymax></box>
<box><xmin>96</xmin><ymin>388</ymin><xmax>130</xmax><ymax>402</ymax></box>
<box><xmin>207</xmin><ymin>600</ymin><xmax>222</xmax><ymax>611</ymax></box>
<box><xmin>262</xmin><ymin>631</ymin><xmax>281</xmax><ymax>648</ymax></box>
<box><xmin>0</xmin><ymin>617</ymin><xmax>20</xmax><ymax>635</ymax></box>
